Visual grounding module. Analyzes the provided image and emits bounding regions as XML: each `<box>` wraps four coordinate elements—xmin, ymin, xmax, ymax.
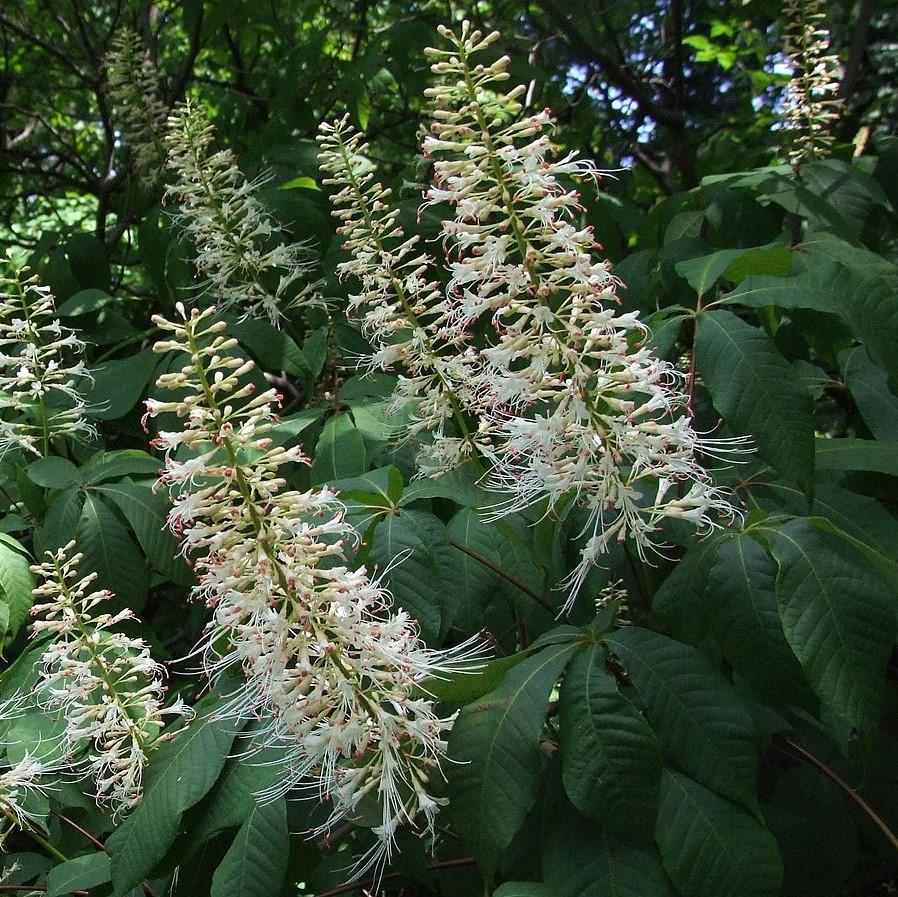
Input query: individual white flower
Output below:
<box><xmin>164</xmin><ymin>101</ymin><xmax>318</xmax><ymax>324</ymax></box>
<box><xmin>29</xmin><ymin>542</ymin><xmax>191</xmax><ymax>815</ymax></box>
<box><xmin>421</xmin><ymin>23</ymin><xmax>743</xmax><ymax>609</ymax></box>
<box><xmin>317</xmin><ymin>118</ymin><xmax>489</xmax><ymax>473</ymax></box>
<box><xmin>0</xmin><ymin>255</ymin><xmax>95</xmax><ymax>457</ymax></box>
<box><xmin>104</xmin><ymin>28</ymin><xmax>169</xmax><ymax>187</ymax></box>
<box><xmin>781</xmin><ymin>0</ymin><xmax>841</xmax><ymax>166</ymax></box>
<box><xmin>146</xmin><ymin>304</ymin><xmax>484</xmax><ymax>872</ymax></box>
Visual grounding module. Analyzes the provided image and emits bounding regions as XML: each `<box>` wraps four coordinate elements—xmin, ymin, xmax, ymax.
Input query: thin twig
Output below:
<box><xmin>778</xmin><ymin>736</ymin><xmax>898</xmax><ymax>854</ymax></box>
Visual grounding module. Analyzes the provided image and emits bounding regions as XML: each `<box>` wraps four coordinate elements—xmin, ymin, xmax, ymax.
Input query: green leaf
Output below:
<box><xmin>96</xmin><ymin>482</ymin><xmax>191</xmax><ymax>584</ymax></box>
<box><xmin>664</xmin><ymin>210</ymin><xmax>704</xmax><ymax>243</ymax></box>
<box><xmin>447</xmin><ymin>643</ymin><xmax>579</xmax><ymax>877</ymax></box>
<box><xmin>493</xmin><ymin>885</ymin><xmax>550</xmax><ymax>897</ymax></box>
<box><xmin>705</xmin><ymin>535</ymin><xmax>804</xmax><ymax>702</ymax></box>
<box><xmin>367</xmin><ymin>510</ymin><xmax>446</xmax><ymax>641</ymax></box>
<box><xmin>559</xmin><ymin>644</ymin><xmax>662</xmax><ymax>838</ymax></box>
<box><xmin>75</xmin><ymin>493</ymin><xmax>148</xmax><ymax>607</ymax></box>
<box><xmin>310</xmin><ymin>413</ymin><xmax>366</xmax><ymax>484</ymax></box>
<box><xmin>542</xmin><ymin>781</ymin><xmax>672</xmax><ymax>897</ymax></box>
<box><xmin>327</xmin><ymin>465</ymin><xmax>403</xmax><ymax>508</ymax></box>
<box><xmin>0</xmin><ymin>537</ymin><xmax>34</xmax><ymax>639</ymax></box>
<box><xmin>85</xmin><ymin>350</ymin><xmax>160</xmax><ymax>421</ymax></box>
<box><xmin>45</xmin><ymin>853</ymin><xmax>111</xmax><ymax>897</ymax></box>
<box><xmin>107</xmin><ymin>713</ymin><xmax>235</xmax><ymax>895</ymax></box>
<box><xmin>840</xmin><ymin>348</ymin><xmax>898</xmax><ymax>441</ymax></box>
<box><xmin>278</xmin><ymin>175</ymin><xmax>320</xmax><ymax>191</ymax></box>
<box><xmin>400</xmin><ymin>462</ymin><xmax>497</xmax><ymax>508</ymax></box>
<box><xmin>81</xmin><ymin>450</ymin><xmax>161</xmax><ymax>485</ymax></box>
<box><xmin>66</xmin><ymin>233</ymin><xmax>110</xmax><ymax>292</ymax></box>
<box><xmin>815</xmin><ymin>437</ymin><xmax>898</xmax><ymax>477</ymax></box>
<box><xmin>55</xmin><ymin>288</ymin><xmax>114</xmax><ymax>317</ymax></box>
<box><xmin>766</xmin><ymin>518</ymin><xmax>895</xmax><ymax>734</ymax></box>
<box><xmin>656</xmin><ymin>771</ymin><xmax>782</xmax><ymax>897</ymax></box>
<box><xmin>229</xmin><ymin>318</ymin><xmax>313</xmax><ymax>380</ymax></box>
<box><xmin>723</xmin><ymin>244</ymin><xmax>792</xmax><ymax>284</ymax></box>
<box><xmin>420</xmin><ymin>653</ymin><xmax>528</xmax><ymax>704</ymax></box>
<box><xmin>695</xmin><ymin>309</ymin><xmax>813</xmax><ymax>493</ymax></box>
<box><xmin>34</xmin><ymin>486</ymin><xmax>84</xmax><ymax>556</ymax></box>
<box><xmin>605</xmin><ymin>628</ymin><xmax>758</xmax><ymax>807</ymax></box>
<box><xmin>676</xmin><ymin>248</ymin><xmax>746</xmax><ymax>295</ymax></box>
<box><xmin>26</xmin><ymin>457</ymin><xmax>82</xmax><ymax>489</ymax></box>
<box><xmin>210</xmin><ymin>798</ymin><xmax>289</xmax><ymax>897</ymax></box>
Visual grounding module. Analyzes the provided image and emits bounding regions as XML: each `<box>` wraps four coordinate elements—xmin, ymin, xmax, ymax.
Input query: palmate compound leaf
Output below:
<box><xmin>106</xmin><ymin>709</ymin><xmax>236</xmax><ymax>895</ymax></box>
<box><xmin>604</xmin><ymin>628</ymin><xmax>758</xmax><ymax>809</ymax></box>
<box><xmin>447</xmin><ymin>642</ymin><xmax>580</xmax><ymax>878</ymax></box>
<box><xmin>656</xmin><ymin>771</ymin><xmax>783</xmax><ymax>897</ymax></box>
<box><xmin>559</xmin><ymin>643</ymin><xmax>662</xmax><ymax>838</ymax></box>
<box><xmin>210</xmin><ymin>797</ymin><xmax>289</xmax><ymax>897</ymax></box>
<box><xmin>766</xmin><ymin>518</ymin><xmax>895</xmax><ymax>736</ymax></box>
<box><xmin>694</xmin><ymin>309</ymin><xmax>813</xmax><ymax>495</ymax></box>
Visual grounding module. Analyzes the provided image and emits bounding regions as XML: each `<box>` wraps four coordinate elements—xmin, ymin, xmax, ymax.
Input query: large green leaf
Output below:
<box><xmin>543</xmin><ymin>783</ymin><xmax>672</xmax><ymax>897</ymax></box>
<box><xmin>705</xmin><ymin>535</ymin><xmax>804</xmax><ymax>702</ymax></box>
<box><xmin>605</xmin><ymin>628</ymin><xmax>757</xmax><ymax>807</ymax></box>
<box><xmin>0</xmin><ymin>536</ymin><xmax>35</xmax><ymax>638</ymax></box>
<box><xmin>559</xmin><ymin>645</ymin><xmax>662</xmax><ymax>838</ymax></box>
<box><xmin>86</xmin><ymin>349</ymin><xmax>160</xmax><ymax>421</ymax></box>
<box><xmin>447</xmin><ymin>643</ymin><xmax>579</xmax><ymax>877</ymax></box>
<box><xmin>107</xmin><ymin>713</ymin><xmax>235</xmax><ymax>895</ymax></box>
<box><xmin>840</xmin><ymin>348</ymin><xmax>898</xmax><ymax>441</ymax></box>
<box><xmin>310</xmin><ymin>412</ymin><xmax>367</xmax><ymax>484</ymax></box>
<box><xmin>367</xmin><ymin>509</ymin><xmax>446</xmax><ymax>641</ymax></box>
<box><xmin>695</xmin><ymin>310</ymin><xmax>813</xmax><ymax>493</ymax></box>
<box><xmin>45</xmin><ymin>853</ymin><xmax>111</xmax><ymax>897</ymax></box>
<box><xmin>210</xmin><ymin>798</ymin><xmax>289</xmax><ymax>897</ymax></box>
<box><xmin>75</xmin><ymin>493</ymin><xmax>149</xmax><ymax>607</ymax></box>
<box><xmin>656</xmin><ymin>771</ymin><xmax>782</xmax><ymax>897</ymax></box>
<box><xmin>33</xmin><ymin>485</ymin><xmax>84</xmax><ymax>556</ymax></box>
<box><xmin>493</xmin><ymin>884</ymin><xmax>550</xmax><ymax>897</ymax></box>
<box><xmin>97</xmin><ymin>481</ymin><xmax>191</xmax><ymax>584</ymax></box>
<box><xmin>815</xmin><ymin>437</ymin><xmax>898</xmax><ymax>477</ymax></box>
<box><xmin>767</xmin><ymin>519</ymin><xmax>895</xmax><ymax>734</ymax></box>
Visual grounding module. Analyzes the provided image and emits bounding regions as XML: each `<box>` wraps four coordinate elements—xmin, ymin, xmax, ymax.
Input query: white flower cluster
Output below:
<box><xmin>105</xmin><ymin>28</ymin><xmax>169</xmax><ymax>187</ymax></box>
<box><xmin>317</xmin><ymin>119</ymin><xmax>486</xmax><ymax>474</ymax></box>
<box><xmin>319</xmin><ymin>22</ymin><xmax>740</xmax><ymax>608</ymax></box>
<box><xmin>29</xmin><ymin>543</ymin><xmax>190</xmax><ymax>815</ymax></box>
<box><xmin>164</xmin><ymin>101</ymin><xmax>317</xmax><ymax>325</ymax></box>
<box><xmin>145</xmin><ymin>304</ymin><xmax>480</xmax><ymax>872</ymax></box>
<box><xmin>782</xmin><ymin>0</ymin><xmax>841</xmax><ymax>165</ymax></box>
<box><xmin>0</xmin><ymin>256</ymin><xmax>94</xmax><ymax>457</ymax></box>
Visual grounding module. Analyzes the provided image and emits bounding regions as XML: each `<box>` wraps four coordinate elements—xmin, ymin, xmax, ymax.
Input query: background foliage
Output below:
<box><xmin>1</xmin><ymin>1</ymin><xmax>897</xmax><ymax>896</ymax></box>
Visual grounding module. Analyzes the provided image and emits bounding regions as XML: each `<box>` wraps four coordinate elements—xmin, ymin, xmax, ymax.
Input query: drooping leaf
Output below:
<box><xmin>85</xmin><ymin>349</ymin><xmax>160</xmax><ymax>421</ymax></box>
<box><xmin>447</xmin><ymin>643</ymin><xmax>579</xmax><ymax>877</ymax></box>
<box><xmin>766</xmin><ymin>518</ymin><xmax>895</xmax><ymax>734</ymax></box>
<box><xmin>96</xmin><ymin>481</ymin><xmax>191</xmax><ymax>584</ymax></box>
<box><xmin>705</xmin><ymin>534</ymin><xmax>805</xmax><ymax>702</ymax></box>
<box><xmin>310</xmin><ymin>413</ymin><xmax>367</xmax><ymax>483</ymax></box>
<box><xmin>75</xmin><ymin>493</ymin><xmax>149</xmax><ymax>607</ymax></box>
<box><xmin>695</xmin><ymin>309</ymin><xmax>814</xmax><ymax>493</ymax></box>
<box><xmin>559</xmin><ymin>644</ymin><xmax>662</xmax><ymax>838</ymax></box>
<box><xmin>107</xmin><ymin>713</ymin><xmax>235</xmax><ymax>895</ymax></box>
<box><xmin>45</xmin><ymin>853</ymin><xmax>111</xmax><ymax>897</ymax></box>
<box><xmin>656</xmin><ymin>771</ymin><xmax>783</xmax><ymax>897</ymax></box>
<box><xmin>605</xmin><ymin>628</ymin><xmax>758</xmax><ymax>807</ymax></box>
<box><xmin>0</xmin><ymin>536</ymin><xmax>35</xmax><ymax>638</ymax></box>
<box><xmin>210</xmin><ymin>798</ymin><xmax>289</xmax><ymax>897</ymax></box>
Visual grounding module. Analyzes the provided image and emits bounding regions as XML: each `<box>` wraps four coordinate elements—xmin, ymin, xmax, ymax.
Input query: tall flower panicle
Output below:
<box><xmin>0</xmin><ymin>255</ymin><xmax>94</xmax><ymax>457</ymax></box>
<box><xmin>105</xmin><ymin>28</ymin><xmax>169</xmax><ymax>187</ymax></box>
<box><xmin>164</xmin><ymin>101</ymin><xmax>318</xmax><ymax>325</ymax></box>
<box><xmin>782</xmin><ymin>0</ymin><xmax>841</xmax><ymax>166</ymax></box>
<box><xmin>421</xmin><ymin>23</ymin><xmax>742</xmax><ymax>605</ymax></box>
<box><xmin>29</xmin><ymin>543</ymin><xmax>190</xmax><ymax>815</ymax></box>
<box><xmin>317</xmin><ymin>117</ymin><xmax>487</xmax><ymax>474</ymax></box>
<box><xmin>145</xmin><ymin>304</ymin><xmax>482</xmax><ymax>872</ymax></box>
